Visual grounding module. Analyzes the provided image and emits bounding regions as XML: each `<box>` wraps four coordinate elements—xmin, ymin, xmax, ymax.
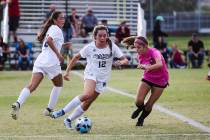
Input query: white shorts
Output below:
<box><xmin>32</xmin><ymin>65</ymin><xmax>62</xmax><ymax>80</ymax></box>
<box><xmin>84</xmin><ymin>74</ymin><xmax>107</xmax><ymax>93</ymax></box>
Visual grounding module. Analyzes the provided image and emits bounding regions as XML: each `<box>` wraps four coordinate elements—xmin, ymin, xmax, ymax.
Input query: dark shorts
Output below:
<box><xmin>142</xmin><ymin>78</ymin><xmax>168</xmax><ymax>88</ymax></box>
<box><xmin>9</xmin><ymin>16</ymin><xmax>20</xmax><ymax>31</ymax></box>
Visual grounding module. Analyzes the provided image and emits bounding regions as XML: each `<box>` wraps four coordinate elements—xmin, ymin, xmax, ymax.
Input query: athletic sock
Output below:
<box><xmin>17</xmin><ymin>88</ymin><xmax>30</xmax><ymax>106</ymax></box>
<box><xmin>136</xmin><ymin>103</ymin><xmax>144</xmax><ymax>111</ymax></box>
<box><xmin>138</xmin><ymin>108</ymin><xmax>151</xmax><ymax>121</ymax></box>
<box><xmin>68</xmin><ymin>105</ymin><xmax>85</xmax><ymax>121</ymax></box>
<box><xmin>48</xmin><ymin>86</ymin><xmax>62</xmax><ymax>110</ymax></box>
<box><xmin>131</xmin><ymin>103</ymin><xmax>144</xmax><ymax>119</ymax></box>
<box><xmin>63</xmin><ymin>96</ymin><xmax>81</xmax><ymax>113</ymax></box>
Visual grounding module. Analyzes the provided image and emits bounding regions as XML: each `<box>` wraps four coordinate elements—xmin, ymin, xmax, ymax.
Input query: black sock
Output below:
<box><xmin>46</xmin><ymin>107</ymin><xmax>53</xmax><ymax>112</ymax></box>
<box><xmin>136</xmin><ymin>103</ymin><xmax>144</xmax><ymax>111</ymax></box>
<box><xmin>66</xmin><ymin>118</ymin><xmax>71</xmax><ymax>122</ymax></box>
<box><xmin>61</xmin><ymin>109</ymin><xmax>65</xmax><ymax>115</ymax></box>
<box><xmin>16</xmin><ymin>101</ymin><xmax>20</xmax><ymax>108</ymax></box>
<box><xmin>138</xmin><ymin>108</ymin><xmax>151</xmax><ymax>121</ymax></box>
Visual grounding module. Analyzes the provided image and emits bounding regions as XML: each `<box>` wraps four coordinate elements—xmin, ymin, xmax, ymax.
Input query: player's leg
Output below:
<box><xmin>63</xmin><ymin>80</ymin><xmax>98</xmax><ymax>129</ymax></box>
<box><xmin>43</xmin><ymin>73</ymin><xmax>63</xmax><ymax>116</ymax></box>
<box><xmin>136</xmin><ymin>86</ymin><xmax>164</xmax><ymax>126</ymax></box>
<box><xmin>131</xmin><ymin>81</ymin><xmax>150</xmax><ymax>119</ymax></box>
<box><xmin>11</xmin><ymin>72</ymin><xmax>44</xmax><ymax>120</ymax></box>
<box><xmin>51</xmin><ymin>79</ymin><xmax>96</xmax><ymax>119</ymax></box>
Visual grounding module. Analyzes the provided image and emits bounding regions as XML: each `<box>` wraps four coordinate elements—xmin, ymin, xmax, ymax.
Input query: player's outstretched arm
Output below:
<box><xmin>64</xmin><ymin>53</ymin><xmax>81</xmax><ymax>81</ymax></box>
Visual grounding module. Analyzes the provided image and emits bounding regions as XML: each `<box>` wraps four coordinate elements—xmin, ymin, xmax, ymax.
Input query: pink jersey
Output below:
<box><xmin>138</xmin><ymin>48</ymin><xmax>169</xmax><ymax>86</ymax></box>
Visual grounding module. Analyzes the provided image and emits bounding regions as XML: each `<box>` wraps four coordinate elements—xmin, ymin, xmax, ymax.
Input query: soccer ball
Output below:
<box><xmin>207</xmin><ymin>71</ymin><xmax>210</xmax><ymax>81</ymax></box>
<box><xmin>75</xmin><ymin>116</ymin><xmax>92</xmax><ymax>133</ymax></box>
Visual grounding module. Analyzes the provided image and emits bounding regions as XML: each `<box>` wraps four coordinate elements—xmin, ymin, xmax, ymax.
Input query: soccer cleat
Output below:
<box><xmin>11</xmin><ymin>102</ymin><xmax>20</xmax><ymax>120</ymax></box>
<box><xmin>131</xmin><ymin>108</ymin><xmax>143</xmax><ymax>119</ymax></box>
<box><xmin>43</xmin><ymin>108</ymin><xmax>53</xmax><ymax>116</ymax></box>
<box><xmin>50</xmin><ymin>109</ymin><xmax>65</xmax><ymax>119</ymax></box>
<box><xmin>136</xmin><ymin>118</ymin><xmax>144</xmax><ymax>127</ymax></box>
<box><xmin>64</xmin><ymin>118</ymin><xmax>74</xmax><ymax>130</ymax></box>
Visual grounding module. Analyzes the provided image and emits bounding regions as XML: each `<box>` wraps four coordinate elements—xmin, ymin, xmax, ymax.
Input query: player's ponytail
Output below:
<box><xmin>107</xmin><ymin>38</ymin><xmax>112</xmax><ymax>57</ymax></box>
<box><xmin>37</xmin><ymin>11</ymin><xmax>62</xmax><ymax>43</ymax></box>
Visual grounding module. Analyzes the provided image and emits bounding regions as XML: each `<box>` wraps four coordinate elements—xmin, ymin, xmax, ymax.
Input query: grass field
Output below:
<box><xmin>0</xmin><ymin>68</ymin><xmax>210</xmax><ymax>140</ymax></box>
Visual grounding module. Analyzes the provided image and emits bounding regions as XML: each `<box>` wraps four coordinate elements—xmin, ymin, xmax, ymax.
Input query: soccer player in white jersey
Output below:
<box><xmin>50</xmin><ymin>25</ymin><xmax>128</xmax><ymax>129</ymax></box>
<box><xmin>11</xmin><ymin>11</ymin><xmax>65</xmax><ymax>120</ymax></box>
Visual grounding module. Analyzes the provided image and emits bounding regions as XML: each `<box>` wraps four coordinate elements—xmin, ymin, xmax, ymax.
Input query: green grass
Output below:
<box><xmin>0</xmin><ymin>69</ymin><xmax>210</xmax><ymax>140</ymax></box>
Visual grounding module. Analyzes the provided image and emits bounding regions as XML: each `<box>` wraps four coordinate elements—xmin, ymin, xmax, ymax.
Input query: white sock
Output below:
<box><xmin>17</xmin><ymin>88</ymin><xmax>30</xmax><ymax>106</ymax></box>
<box><xmin>48</xmin><ymin>86</ymin><xmax>62</xmax><ymax>110</ymax></box>
<box><xmin>63</xmin><ymin>96</ymin><xmax>81</xmax><ymax>113</ymax></box>
<box><xmin>68</xmin><ymin>105</ymin><xmax>84</xmax><ymax>121</ymax></box>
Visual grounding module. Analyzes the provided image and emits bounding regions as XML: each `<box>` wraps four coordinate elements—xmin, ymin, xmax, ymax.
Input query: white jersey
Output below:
<box><xmin>80</xmin><ymin>41</ymin><xmax>124</xmax><ymax>82</ymax></box>
<box><xmin>34</xmin><ymin>25</ymin><xmax>64</xmax><ymax>67</ymax></box>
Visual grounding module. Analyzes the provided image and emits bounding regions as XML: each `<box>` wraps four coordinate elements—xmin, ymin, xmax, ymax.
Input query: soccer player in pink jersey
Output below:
<box><xmin>130</xmin><ymin>36</ymin><xmax>169</xmax><ymax>127</ymax></box>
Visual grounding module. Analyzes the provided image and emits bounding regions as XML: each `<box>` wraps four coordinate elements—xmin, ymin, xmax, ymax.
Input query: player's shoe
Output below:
<box><xmin>64</xmin><ymin>118</ymin><xmax>74</xmax><ymax>130</ymax></box>
<box><xmin>11</xmin><ymin>102</ymin><xmax>20</xmax><ymax>120</ymax></box>
<box><xmin>43</xmin><ymin>108</ymin><xmax>53</xmax><ymax>116</ymax></box>
<box><xmin>131</xmin><ymin>108</ymin><xmax>143</xmax><ymax>119</ymax></box>
<box><xmin>136</xmin><ymin>118</ymin><xmax>144</xmax><ymax>127</ymax></box>
<box><xmin>50</xmin><ymin>109</ymin><xmax>65</xmax><ymax>119</ymax></box>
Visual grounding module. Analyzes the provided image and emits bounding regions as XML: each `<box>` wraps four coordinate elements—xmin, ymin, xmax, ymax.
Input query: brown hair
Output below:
<box><xmin>37</xmin><ymin>11</ymin><xmax>62</xmax><ymax>43</ymax></box>
<box><xmin>18</xmin><ymin>38</ymin><xmax>26</xmax><ymax>48</ymax></box>
<box><xmin>93</xmin><ymin>25</ymin><xmax>112</xmax><ymax>56</ymax></box>
<box><xmin>135</xmin><ymin>36</ymin><xmax>148</xmax><ymax>46</ymax></box>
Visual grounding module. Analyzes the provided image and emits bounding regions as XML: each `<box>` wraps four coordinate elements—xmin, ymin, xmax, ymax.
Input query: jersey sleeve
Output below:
<box><xmin>79</xmin><ymin>44</ymin><xmax>89</xmax><ymax>58</ymax></box>
<box><xmin>152</xmin><ymin>49</ymin><xmax>162</xmax><ymax>60</ymax></box>
<box><xmin>47</xmin><ymin>26</ymin><xmax>60</xmax><ymax>40</ymax></box>
<box><xmin>112</xmin><ymin>43</ymin><xmax>124</xmax><ymax>58</ymax></box>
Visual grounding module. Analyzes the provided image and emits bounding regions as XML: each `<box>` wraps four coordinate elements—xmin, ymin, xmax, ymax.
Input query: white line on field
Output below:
<box><xmin>72</xmin><ymin>71</ymin><xmax>210</xmax><ymax>134</ymax></box>
<box><xmin>0</xmin><ymin>133</ymin><xmax>210</xmax><ymax>138</ymax></box>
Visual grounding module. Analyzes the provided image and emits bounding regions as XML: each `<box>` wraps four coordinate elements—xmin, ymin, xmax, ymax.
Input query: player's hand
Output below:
<box><xmin>137</xmin><ymin>64</ymin><xmax>146</xmax><ymax>70</ymax></box>
<box><xmin>64</xmin><ymin>72</ymin><xmax>70</xmax><ymax>81</ymax></box>
<box><xmin>113</xmin><ymin>60</ymin><xmax>122</xmax><ymax>66</ymax></box>
<box><xmin>137</xmin><ymin>64</ymin><xmax>150</xmax><ymax>70</ymax></box>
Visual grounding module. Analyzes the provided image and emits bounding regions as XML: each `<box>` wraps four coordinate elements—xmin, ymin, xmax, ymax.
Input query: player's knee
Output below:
<box><xmin>53</xmin><ymin>79</ymin><xmax>63</xmax><ymax>87</ymax></box>
<box><xmin>81</xmin><ymin>94</ymin><xmax>92</xmax><ymax>101</ymax></box>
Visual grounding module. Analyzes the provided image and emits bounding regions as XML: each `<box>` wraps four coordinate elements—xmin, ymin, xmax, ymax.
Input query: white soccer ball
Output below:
<box><xmin>207</xmin><ymin>71</ymin><xmax>210</xmax><ymax>81</ymax></box>
<box><xmin>75</xmin><ymin>116</ymin><xmax>92</xmax><ymax>133</ymax></box>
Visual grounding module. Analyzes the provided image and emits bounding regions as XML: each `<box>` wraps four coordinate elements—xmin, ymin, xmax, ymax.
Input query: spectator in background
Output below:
<box><xmin>115</xmin><ymin>21</ymin><xmax>130</xmax><ymax>47</ymax></box>
<box><xmin>80</xmin><ymin>8</ymin><xmax>98</xmax><ymax>37</ymax></box>
<box><xmin>43</xmin><ymin>4</ymin><xmax>56</xmax><ymax>25</ymax></box>
<box><xmin>153</xmin><ymin>16</ymin><xmax>168</xmax><ymax>47</ymax></box>
<box><xmin>17</xmin><ymin>38</ymin><xmax>30</xmax><ymax>70</ymax></box>
<box><xmin>69</xmin><ymin>8</ymin><xmax>80</xmax><ymax>37</ymax></box>
<box><xmin>63</xmin><ymin>14</ymin><xmax>73</xmax><ymax>43</ymax></box>
<box><xmin>60</xmin><ymin>42</ymin><xmax>73</xmax><ymax>69</ymax></box>
<box><xmin>8</xmin><ymin>0</ymin><xmax>20</xmax><ymax>42</ymax></box>
<box><xmin>0</xmin><ymin>0</ymin><xmax>4</xmax><ymax>34</ymax></box>
<box><xmin>169</xmin><ymin>43</ymin><xmax>187</xmax><ymax>68</ymax></box>
<box><xmin>207</xmin><ymin>49</ymin><xmax>210</xmax><ymax>68</ymax></box>
<box><xmin>0</xmin><ymin>36</ymin><xmax>10</xmax><ymax>65</ymax></box>
<box><xmin>101</xmin><ymin>19</ymin><xmax>111</xmax><ymax>36</ymax></box>
<box><xmin>154</xmin><ymin>36</ymin><xmax>169</xmax><ymax>65</ymax></box>
<box><xmin>0</xmin><ymin>41</ymin><xmax>3</xmax><ymax>69</ymax></box>
<box><xmin>188</xmin><ymin>33</ymin><xmax>205</xmax><ymax>68</ymax></box>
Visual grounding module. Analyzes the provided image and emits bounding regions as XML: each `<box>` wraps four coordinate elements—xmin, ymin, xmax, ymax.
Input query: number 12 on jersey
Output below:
<box><xmin>99</xmin><ymin>61</ymin><xmax>106</xmax><ymax>68</ymax></box>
